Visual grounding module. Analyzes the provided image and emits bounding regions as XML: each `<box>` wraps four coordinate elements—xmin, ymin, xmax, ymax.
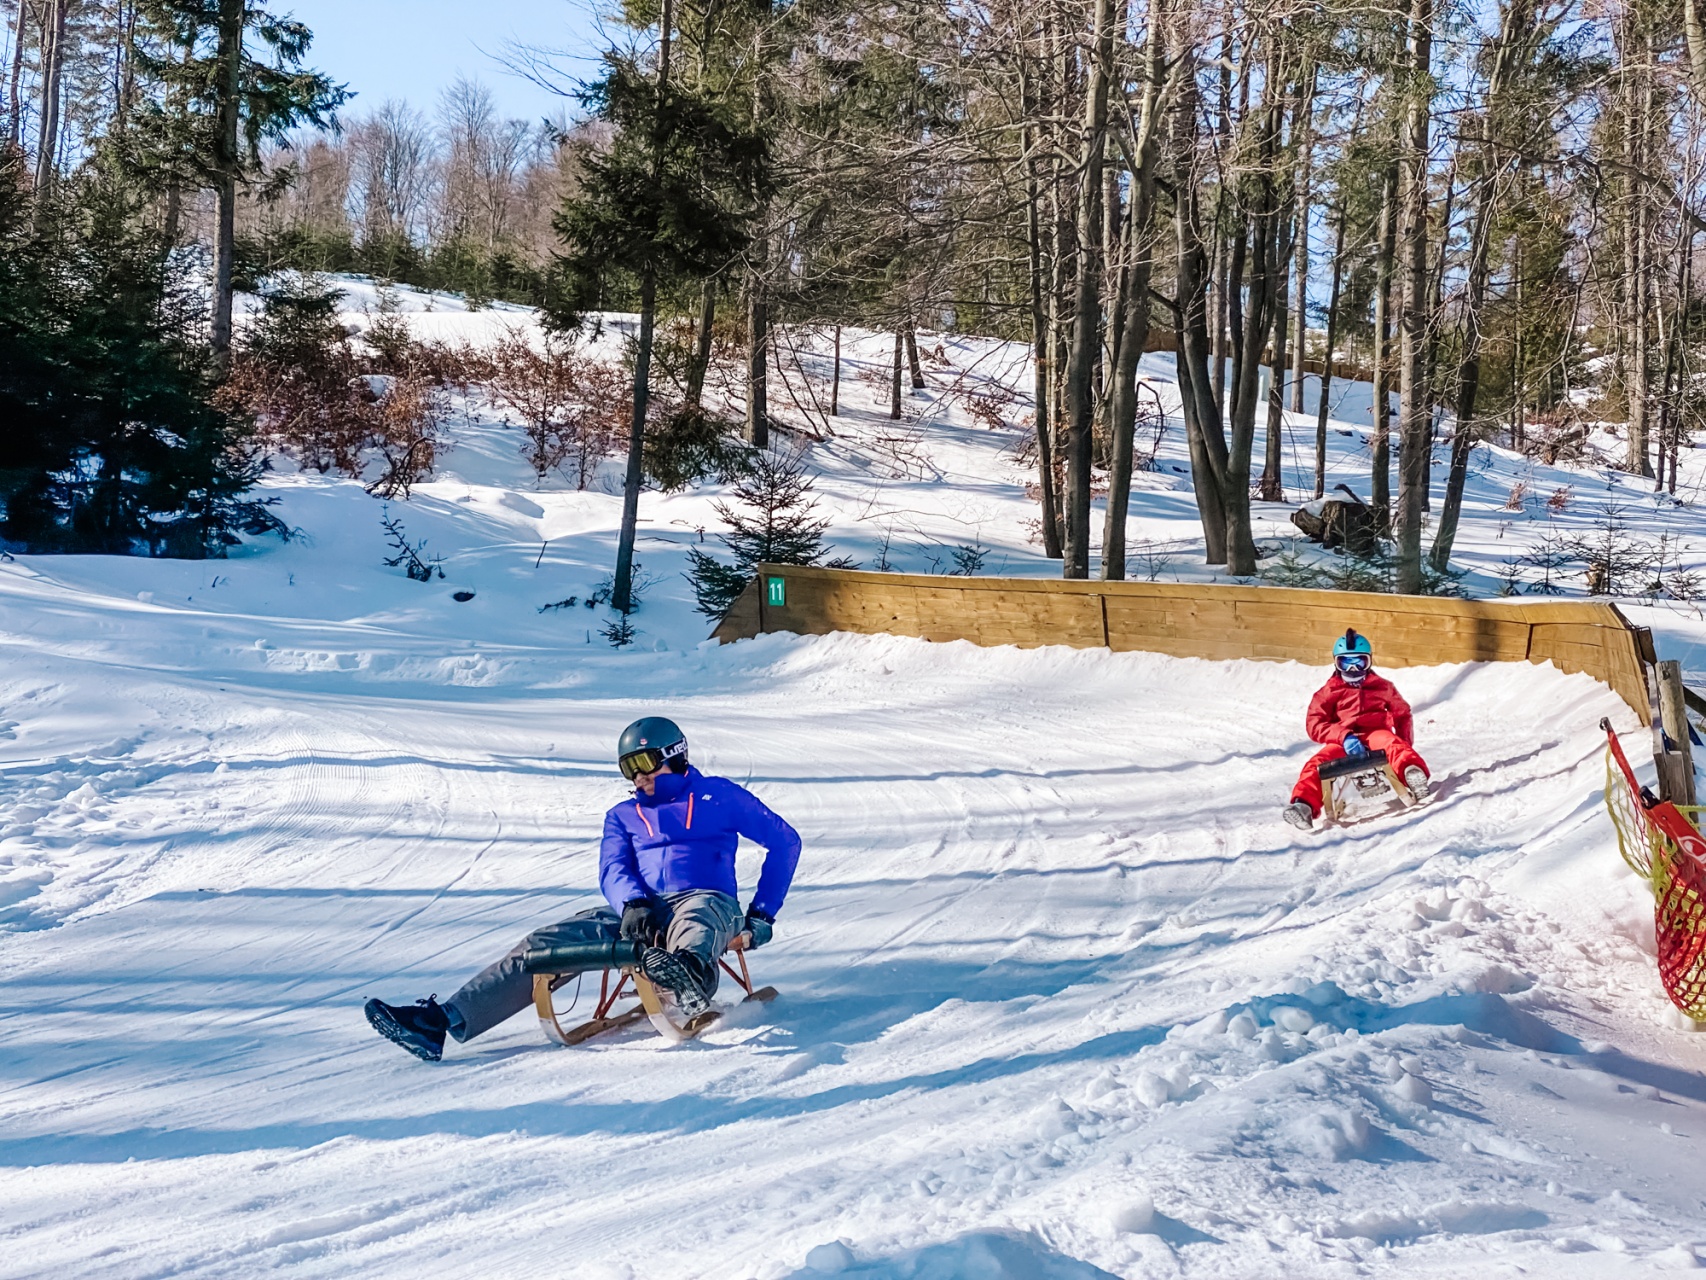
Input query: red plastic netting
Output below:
<box><xmin>1603</xmin><ymin>722</ymin><xmax>1706</xmax><ymax>1018</ymax></box>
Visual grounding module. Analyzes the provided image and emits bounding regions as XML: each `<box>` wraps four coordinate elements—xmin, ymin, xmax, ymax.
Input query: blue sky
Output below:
<box><xmin>281</xmin><ymin>0</ymin><xmax>607</xmax><ymax>123</ymax></box>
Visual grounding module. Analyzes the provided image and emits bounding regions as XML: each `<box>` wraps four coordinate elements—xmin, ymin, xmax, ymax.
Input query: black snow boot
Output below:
<box><xmin>365</xmin><ymin>995</ymin><xmax>450</xmax><ymax>1062</ymax></box>
<box><xmin>638</xmin><ymin>947</ymin><xmax>714</xmax><ymax>1020</ymax></box>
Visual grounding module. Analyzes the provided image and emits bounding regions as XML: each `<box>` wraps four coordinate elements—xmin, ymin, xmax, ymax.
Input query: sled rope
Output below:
<box><xmin>1602</xmin><ymin>720</ymin><xmax>1706</xmax><ymax>1019</ymax></box>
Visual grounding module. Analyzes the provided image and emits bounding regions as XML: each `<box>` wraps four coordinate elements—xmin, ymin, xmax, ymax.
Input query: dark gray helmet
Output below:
<box><xmin>617</xmin><ymin>716</ymin><xmax>688</xmax><ymax>779</ymax></box>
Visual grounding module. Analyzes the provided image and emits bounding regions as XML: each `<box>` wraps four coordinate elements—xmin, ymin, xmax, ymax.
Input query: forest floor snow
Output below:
<box><xmin>2</xmin><ymin>280</ymin><xmax>1706</xmax><ymax>1277</ymax></box>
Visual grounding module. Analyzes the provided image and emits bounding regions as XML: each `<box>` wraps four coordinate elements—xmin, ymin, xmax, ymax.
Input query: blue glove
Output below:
<box><xmin>1343</xmin><ymin>735</ymin><xmax>1367</xmax><ymax>758</ymax></box>
<box><xmin>743</xmin><ymin>908</ymin><xmax>774</xmax><ymax>950</ymax></box>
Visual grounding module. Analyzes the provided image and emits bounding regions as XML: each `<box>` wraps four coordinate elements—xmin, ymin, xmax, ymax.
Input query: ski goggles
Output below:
<box><xmin>619</xmin><ymin>741</ymin><xmax>686</xmax><ymax>780</ymax></box>
<box><xmin>1335</xmin><ymin>653</ymin><xmax>1371</xmax><ymax>678</ymax></box>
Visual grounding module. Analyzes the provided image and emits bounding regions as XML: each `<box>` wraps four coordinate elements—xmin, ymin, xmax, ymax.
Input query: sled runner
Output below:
<box><xmin>525</xmin><ymin>934</ymin><xmax>777</xmax><ymax>1046</ymax></box>
<box><xmin>1316</xmin><ymin>749</ymin><xmax>1422</xmax><ymax>824</ymax></box>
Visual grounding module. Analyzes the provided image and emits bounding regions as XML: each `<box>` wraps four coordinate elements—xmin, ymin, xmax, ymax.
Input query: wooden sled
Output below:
<box><xmin>1318</xmin><ymin>748</ymin><xmax>1421</xmax><ymax>824</ymax></box>
<box><xmin>531</xmin><ymin>933</ymin><xmax>778</xmax><ymax>1046</ymax></box>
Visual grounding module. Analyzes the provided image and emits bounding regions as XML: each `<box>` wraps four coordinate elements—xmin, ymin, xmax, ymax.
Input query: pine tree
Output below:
<box><xmin>128</xmin><ymin>0</ymin><xmax>348</xmax><ymax>365</ymax></box>
<box><xmin>0</xmin><ymin>148</ymin><xmax>280</xmax><ymax>555</ymax></box>
<box><xmin>548</xmin><ymin>0</ymin><xmax>767</xmax><ymax>612</ymax></box>
<box><xmin>686</xmin><ymin>449</ymin><xmax>850</xmax><ymax>618</ymax></box>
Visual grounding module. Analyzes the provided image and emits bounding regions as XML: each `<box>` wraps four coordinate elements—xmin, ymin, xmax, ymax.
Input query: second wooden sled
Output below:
<box><xmin>1318</xmin><ymin>748</ymin><xmax>1420</xmax><ymax>825</ymax></box>
<box><xmin>527</xmin><ymin>933</ymin><xmax>778</xmax><ymax>1046</ymax></box>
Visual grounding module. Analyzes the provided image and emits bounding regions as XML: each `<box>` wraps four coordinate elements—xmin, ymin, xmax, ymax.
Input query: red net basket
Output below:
<box><xmin>1603</xmin><ymin>723</ymin><xmax>1706</xmax><ymax>1018</ymax></box>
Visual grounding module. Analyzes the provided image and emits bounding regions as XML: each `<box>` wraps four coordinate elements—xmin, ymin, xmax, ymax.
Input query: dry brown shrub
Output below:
<box><xmin>221</xmin><ymin>286</ymin><xmax>449</xmax><ymax>498</ymax></box>
<box><xmin>368</xmin><ymin>376</ymin><xmax>448</xmax><ymax>498</ymax></box>
<box><xmin>480</xmin><ymin>332</ymin><xmax>627</xmax><ymax>488</ymax></box>
<box><xmin>220</xmin><ymin>356</ymin><xmax>370</xmax><ymax>477</ymax></box>
<box><xmin>1505</xmin><ymin>481</ymin><xmax>1528</xmax><ymax>511</ymax></box>
<box><xmin>965</xmin><ymin>392</ymin><xmax>1011</xmax><ymax>431</ymax></box>
<box><xmin>1523</xmin><ymin>408</ymin><xmax>1590</xmax><ymax>465</ymax></box>
<box><xmin>1547</xmin><ymin>486</ymin><xmax>1572</xmax><ymax>513</ymax></box>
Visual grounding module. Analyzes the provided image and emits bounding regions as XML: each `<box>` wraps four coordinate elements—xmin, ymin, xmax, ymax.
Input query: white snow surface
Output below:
<box><xmin>5</xmin><ymin>279</ymin><xmax>1706</xmax><ymax>1277</ymax></box>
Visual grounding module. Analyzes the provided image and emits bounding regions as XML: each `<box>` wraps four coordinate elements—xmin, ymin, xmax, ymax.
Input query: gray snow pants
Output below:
<box><xmin>442</xmin><ymin>889</ymin><xmax>743</xmax><ymax>1042</ymax></box>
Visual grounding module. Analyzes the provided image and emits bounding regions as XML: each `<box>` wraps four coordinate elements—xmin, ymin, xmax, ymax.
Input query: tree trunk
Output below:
<box><xmin>684</xmin><ymin>278</ymin><xmax>715</xmax><ymax>408</ymax></box>
<box><xmin>1313</xmin><ymin>205</ymin><xmax>1347</xmax><ymax>499</ymax></box>
<box><xmin>112</xmin><ymin>0</ymin><xmax>139</xmax><ymax>133</ymax></box>
<box><xmin>1046</xmin><ymin>3</ymin><xmax>1073</xmax><ymax>476</ymax></box>
<box><xmin>1061</xmin><ymin>0</ymin><xmax>1116</xmax><ymax>579</ymax></box>
<box><xmin>1210</xmin><ymin>224</ymin><xmax>1229</xmax><ymax>415</ymax></box>
<box><xmin>163</xmin><ymin>184</ymin><xmax>184</xmax><ymax>244</ymax></box>
<box><xmin>1509</xmin><ymin>236</ymin><xmax>1526</xmax><ymax>450</ymax></box>
<box><xmin>1663</xmin><ymin>234</ymin><xmax>1692</xmax><ymax>493</ymax></box>
<box><xmin>613</xmin><ymin>272</ymin><xmax>656</xmax><ymax>613</ymax></box>
<box><xmin>1371</xmin><ymin>163</ymin><xmax>1397</xmax><ymax>530</ymax></box>
<box><xmin>1430</xmin><ymin>0</ymin><xmax>1527</xmax><ymax>571</ymax></box>
<box><xmin>1260</xmin><ymin>198</ymin><xmax>1295</xmax><ymax>504</ymax></box>
<box><xmin>745</xmin><ymin>261</ymin><xmax>768</xmax><ymax>446</ymax></box>
<box><xmin>1394</xmin><ymin>0</ymin><xmax>1434</xmax><ymax>594</ymax></box>
<box><xmin>1224</xmin><ymin>102</ymin><xmax>1282</xmax><ymax>579</ymax></box>
<box><xmin>1174</xmin><ymin>84</ymin><xmax>1230</xmax><ymax>566</ymax></box>
<box><xmin>1626</xmin><ymin>39</ymin><xmax>1654</xmax><ymax>478</ymax></box>
<box><xmin>612</xmin><ymin>0</ymin><xmax>674</xmax><ymax>614</ymax></box>
<box><xmin>1289</xmin><ymin>67</ymin><xmax>1316</xmax><ymax>415</ymax></box>
<box><xmin>1210</xmin><ymin>14</ymin><xmax>1234</xmax><ymax>415</ymax></box>
<box><xmin>33</xmin><ymin>0</ymin><xmax>68</xmax><ymax>204</ymax></box>
<box><xmin>904</xmin><ymin>324</ymin><xmax>924</xmax><ymax>389</ymax></box>
<box><xmin>1688</xmin><ymin>0</ymin><xmax>1706</xmax><ymax>98</ymax></box>
<box><xmin>1656</xmin><ymin>291</ymin><xmax>1673</xmax><ymax>493</ymax></box>
<box><xmin>209</xmin><ymin>0</ymin><xmax>245</xmax><ymax>368</ymax></box>
<box><xmin>1226</xmin><ymin>215</ymin><xmax>1248</xmax><ymax>415</ymax></box>
<box><xmin>1101</xmin><ymin>2</ymin><xmax>1167</xmax><ymax>581</ymax></box>
<box><xmin>1024</xmin><ymin>85</ymin><xmax>1064</xmax><ymax>560</ymax></box>
<box><xmin>1422</xmin><ymin>172</ymin><xmax>1455</xmax><ymax>511</ymax></box>
<box><xmin>5</xmin><ymin>0</ymin><xmax>30</xmax><ymax>148</ymax></box>
<box><xmin>830</xmin><ymin>324</ymin><xmax>841</xmax><ymax>416</ymax></box>
<box><xmin>890</xmin><ymin>331</ymin><xmax>902</xmax><ymax>419</ymax></box>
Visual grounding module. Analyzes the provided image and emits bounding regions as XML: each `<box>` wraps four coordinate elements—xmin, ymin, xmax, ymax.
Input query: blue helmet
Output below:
<box><xmin>1332</xmin><ymin>629</ymin><xmax>1372</xmax><ymax>659</ymax></box>
<box><xmin>1333</xmin><ymin>629</ymin><xmax>1372</xmax><ymax>683</ymax></box>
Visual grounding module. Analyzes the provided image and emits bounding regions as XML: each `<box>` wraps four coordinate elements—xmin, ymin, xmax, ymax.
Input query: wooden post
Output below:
<box><xmin>1658</xmin><ymin>659</ymin><xmax>1697</xmax><ymax>805</ymax></box>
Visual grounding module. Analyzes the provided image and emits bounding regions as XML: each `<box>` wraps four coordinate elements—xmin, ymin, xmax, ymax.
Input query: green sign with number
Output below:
<box><xmin>766</xmin><ymin>576</ymin><xmax>786</xmax><ymax>607</ymax></box>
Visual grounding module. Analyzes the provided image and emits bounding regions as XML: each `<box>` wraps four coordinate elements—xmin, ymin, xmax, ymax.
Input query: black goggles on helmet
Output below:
<box><xmin>1335</xmin><ymin>653</ymin><xmax>1371</xmax><ymax>677</ymax></box>
<box><xmin>619</xmin><ymin>740</ymin><xmax>686</xmax><ymax>780</ymax></box>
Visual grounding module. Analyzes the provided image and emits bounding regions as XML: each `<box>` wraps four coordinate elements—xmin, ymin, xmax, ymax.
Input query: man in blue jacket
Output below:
<box><xmin>364</xmin><ymin>716</ymin><xmax>802</xmax><ymax>1061</ymax></box>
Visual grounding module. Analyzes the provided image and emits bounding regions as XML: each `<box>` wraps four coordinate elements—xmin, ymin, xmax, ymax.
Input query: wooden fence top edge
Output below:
<box><xmin>756</xmin><ymin>564</ymin><xmax>1630</xmax><ymax>625</ymax></box>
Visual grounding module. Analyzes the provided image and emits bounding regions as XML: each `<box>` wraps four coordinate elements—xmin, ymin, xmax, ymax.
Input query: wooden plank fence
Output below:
<box><xmin>713</xmin><ymin>564</ymin><xmax>1653</xmax><ymax>724</ymax></box>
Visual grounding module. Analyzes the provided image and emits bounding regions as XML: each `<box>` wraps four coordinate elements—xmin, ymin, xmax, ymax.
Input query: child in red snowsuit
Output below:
<box><xmin>1284</xmin><ymin>629</ymin><xmax>1430</xmax><ymax>830</ymax></box>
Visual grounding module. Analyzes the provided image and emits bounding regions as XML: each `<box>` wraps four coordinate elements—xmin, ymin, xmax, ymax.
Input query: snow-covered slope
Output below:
<box><xmin>4</xmin><ymin>280</ymin><xmax>1706</xmax><ymax>1278</ymax></box>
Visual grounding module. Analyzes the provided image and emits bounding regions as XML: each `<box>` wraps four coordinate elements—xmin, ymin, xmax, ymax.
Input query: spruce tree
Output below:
<box><xmin>128</xmin><ymin>0</ymin><xmax>348</xmax><ymax>365</ymax></box>
<box><xmin>548</xmin><ymin>2</ymin><xmax>767</xmax><ymax>612</ymax></box>
<box><xmin>686</xmin><ymin>449</ymin><xmax>850</xmax><ymax>618</ymax></box>
<box><xmin>0</xmin><ymin>149</ymin><xmax>280</xmax><ymax>555</ymax></box>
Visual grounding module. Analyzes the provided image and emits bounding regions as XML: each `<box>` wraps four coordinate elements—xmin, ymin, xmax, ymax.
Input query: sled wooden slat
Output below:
<box><xmin>530</xmin><ymin>932</ymin><xmax>774</xmax><ymax>1047</ymax></box>
<box><xmin>533</xmin><ymin>970</ymin><xmax>650</xmax><ymax>1046</ymax></box>
<box><xmin>1322</xmin><ymin>756</ymin><xmax>1416</xmax><ymax>823</ymax></box>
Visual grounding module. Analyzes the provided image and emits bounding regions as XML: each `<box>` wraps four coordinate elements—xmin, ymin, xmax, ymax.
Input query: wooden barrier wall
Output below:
<box><xmin>713</xmin><ymin>564</ymin><xmax>1654</xmax><ymax>722</ymax></box>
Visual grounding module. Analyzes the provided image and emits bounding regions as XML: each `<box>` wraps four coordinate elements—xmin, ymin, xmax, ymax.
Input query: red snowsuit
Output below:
<box><xmin>1291</xmin><ymin>669</ymin><xmax>1429</xmax><ymax>816</ymax></box>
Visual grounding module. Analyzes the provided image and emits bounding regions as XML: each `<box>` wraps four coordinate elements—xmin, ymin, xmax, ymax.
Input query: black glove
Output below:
<box><xmin>744</xmin><ymin>908</ymin><xmax>774</xmax><ymax>950</ymax></box>
<box><xmin>620</xmin><ymin>898</ymin><xmax>665</xmax><ymax>945</ymax></box>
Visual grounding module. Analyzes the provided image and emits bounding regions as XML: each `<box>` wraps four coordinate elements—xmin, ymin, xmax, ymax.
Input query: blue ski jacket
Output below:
<box><xmin>599</xmin><ymin>766</ymin><xmax>801</xmax><ymax>919</ymax></box>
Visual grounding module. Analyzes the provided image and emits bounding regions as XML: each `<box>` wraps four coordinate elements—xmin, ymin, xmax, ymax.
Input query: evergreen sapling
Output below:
<box><xmin>379</xmin><ymin>506</ymin><xmax>445</xmax><ymax>582</ymax></box>
<box><xmin>687</xmin><ymin>449</ymin><xmax>854</xmax><ymax>618</ymax></box>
